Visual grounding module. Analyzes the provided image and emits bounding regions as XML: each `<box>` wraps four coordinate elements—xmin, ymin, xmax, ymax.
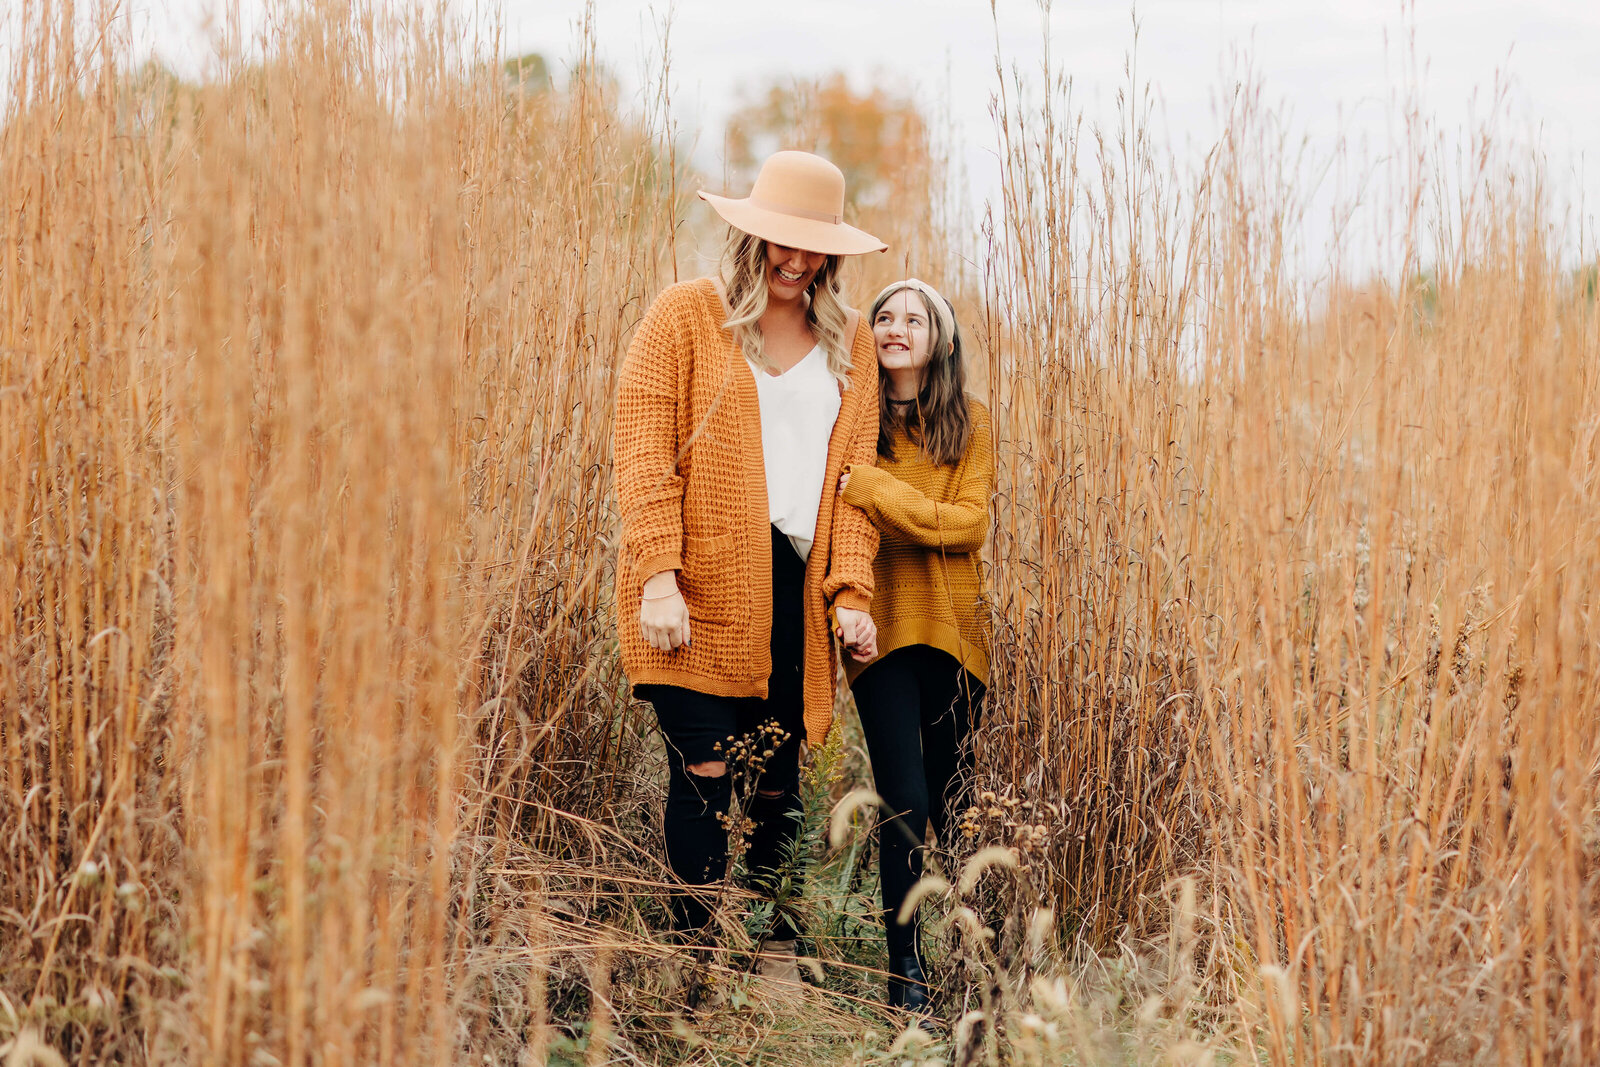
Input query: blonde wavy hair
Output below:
<box><xmin>719</xmin><ymin>229</ymin><xmax>854</xmax><ymax>387</ymax></box>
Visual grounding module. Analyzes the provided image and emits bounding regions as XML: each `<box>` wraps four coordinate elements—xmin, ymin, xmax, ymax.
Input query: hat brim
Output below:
<box><xmin>698</xmin><ymin>191</ymin><xmax>887</xmax><ymax>256</ymax></box>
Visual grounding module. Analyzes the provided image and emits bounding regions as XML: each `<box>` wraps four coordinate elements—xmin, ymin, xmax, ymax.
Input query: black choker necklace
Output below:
<box><xmin>887</xmin><ymin>396</ymin><xmax>918</xmax><ymax>405</ymax></box>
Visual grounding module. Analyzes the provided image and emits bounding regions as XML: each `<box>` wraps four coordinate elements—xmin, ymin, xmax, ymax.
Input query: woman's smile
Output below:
<box><xmin>765</xmin><ymin>242</ymin><xmax>825</xmax><ymax>299</ymax></box>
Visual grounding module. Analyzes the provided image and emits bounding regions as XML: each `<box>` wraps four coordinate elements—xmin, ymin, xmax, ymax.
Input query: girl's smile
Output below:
<box><xmin>874</xmin><ymin>290</ymin><xmax>933</xmax><ymax>380</ymax></box>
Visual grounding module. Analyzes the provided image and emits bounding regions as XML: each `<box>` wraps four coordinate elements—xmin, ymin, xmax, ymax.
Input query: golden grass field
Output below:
<box><xmin>2</xmin><ymin>2</ymin><xmax>1597</xmax><ymax>1064</ymax></box>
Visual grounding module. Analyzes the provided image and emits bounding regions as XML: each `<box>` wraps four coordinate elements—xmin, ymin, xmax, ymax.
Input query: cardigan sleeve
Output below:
<box><xmin>613</xmin><ymin>286</ymin><xmax>691</xmax><ymax>585</ymax></box>
<box><xmin>841</xmin><ymin>401</ymin><xmax>994</xmax><ymax>552</ymax></box>
<box><xmin>822</xmin><ymin>320</ymin><xmax>880</xmax><ymax>613</ymax></box>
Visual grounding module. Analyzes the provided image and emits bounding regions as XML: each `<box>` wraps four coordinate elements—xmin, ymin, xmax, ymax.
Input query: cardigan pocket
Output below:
<box><xmin>680</xmin><ymin>530</ymin><xmax>740</xmax><ymax>623</ymax></box>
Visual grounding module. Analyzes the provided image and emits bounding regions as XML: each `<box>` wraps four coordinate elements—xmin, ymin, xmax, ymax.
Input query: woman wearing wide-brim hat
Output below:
<box><xmin>614</xmin><ymin>150</ymin><xmax>886</xmax><ymax>975</ymax></box>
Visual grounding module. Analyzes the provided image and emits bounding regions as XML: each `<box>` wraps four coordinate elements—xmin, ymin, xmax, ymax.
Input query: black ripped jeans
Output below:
<box><xmin>634</xmin><ymin>525</ymin><xmax>807</xmax><ymax>940</ymax></box>
<box><xmin>852</xmin><ymin>645</ymin><xmax>984</xmax><ymax>958</ymax></box>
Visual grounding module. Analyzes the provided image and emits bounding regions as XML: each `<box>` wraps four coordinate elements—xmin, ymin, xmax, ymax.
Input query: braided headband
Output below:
<box><xmin>872</xmin><ymin>277</ymin><xmax>957</xmax><ymax>356</ymax></box>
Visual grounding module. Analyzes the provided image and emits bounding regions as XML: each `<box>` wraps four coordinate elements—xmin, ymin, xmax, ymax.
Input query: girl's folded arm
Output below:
<box><xmin>841</xmin><ymin>411</ymin><xmax>994</xmax><ymax>551</ymax></box>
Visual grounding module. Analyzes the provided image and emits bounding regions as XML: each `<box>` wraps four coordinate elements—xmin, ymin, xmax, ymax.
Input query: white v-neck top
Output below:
<box><xmin>748</xmin><ymin>345</ymin><xmax>842</xmax><ymax>562</ymax></box>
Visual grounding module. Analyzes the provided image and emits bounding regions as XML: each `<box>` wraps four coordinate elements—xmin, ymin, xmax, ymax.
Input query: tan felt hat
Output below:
<box><xmin>698</xmin><ymin>150</ymin><xmax>888</xmax><ymax>256</ymax></box>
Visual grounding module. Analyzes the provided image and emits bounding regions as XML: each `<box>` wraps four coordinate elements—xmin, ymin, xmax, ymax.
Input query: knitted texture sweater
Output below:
<box><xmin>614</xmin><ymin>278</ymin><xmax>880</xmax><ymax>746</ymax></box>
<box><xmin>840</xmin><ymin>398</ymin><xmax>994</xmax><ymax>685</ymax></box>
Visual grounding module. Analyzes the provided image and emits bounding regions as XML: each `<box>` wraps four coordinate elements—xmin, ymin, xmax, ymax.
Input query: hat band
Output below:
<box><xmin>747</xmin><ymin>195</ymin><xmax>842</xmax><ymax>226</ymax></box>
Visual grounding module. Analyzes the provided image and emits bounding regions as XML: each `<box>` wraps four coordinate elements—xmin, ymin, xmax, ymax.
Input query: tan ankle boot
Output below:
<box><xmin>755</xmin><ymin>937</ymin><xmax>802</xmax><ymax>984</ymax></box>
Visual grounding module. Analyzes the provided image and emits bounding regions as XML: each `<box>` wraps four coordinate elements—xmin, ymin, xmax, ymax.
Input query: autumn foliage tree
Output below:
<box><xmin>721</xmin><ymin>72</ymin><xmax>951</xmax><ymax>294</ymax></box>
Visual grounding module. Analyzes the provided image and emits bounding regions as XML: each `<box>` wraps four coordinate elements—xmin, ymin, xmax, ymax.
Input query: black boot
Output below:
<box><xmin>886</xmin><ymin>947</ymin><xmax>931</xmax><ymax>1014</ymax></box>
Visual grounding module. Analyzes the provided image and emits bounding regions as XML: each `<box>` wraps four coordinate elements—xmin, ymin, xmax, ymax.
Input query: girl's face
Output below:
<box><xmin>765</xmin><ymin>242</ymin><xmax>827</xmax><ymax>302</ymax></box>
<box><xmin>873</xmin><ymin>289</ymin><xmax>934</xmax><ymax>373</ymax></box>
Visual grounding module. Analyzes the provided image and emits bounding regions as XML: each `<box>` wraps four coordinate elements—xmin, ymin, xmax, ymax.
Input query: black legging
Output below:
<box><xmin>852</xmin><ymin>645</ymin><xmax>983</xmax><ymax>958</ymax></box>
<box><xmin>634</xmin><ymin>525</ymin><xmax>807</xmax><ymax>939</ymax></box>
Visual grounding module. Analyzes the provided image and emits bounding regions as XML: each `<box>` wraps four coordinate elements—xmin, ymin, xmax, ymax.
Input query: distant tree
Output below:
<box><xmin>502</xmin><ymin>51</ymin><xmax>551</xmax><ymax>94</ymax></box>
<box><xmin>720</xmin><ymin>72</ymin><xmax>944</xmax><ymax>290</ymax></box>
<box><xmin>723</xmin><ymin>72</ymin><xmax>929</xmax><ymax>218</ymax></box>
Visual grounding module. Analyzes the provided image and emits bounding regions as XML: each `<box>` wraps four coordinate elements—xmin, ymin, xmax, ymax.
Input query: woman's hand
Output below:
<box><xmin>640</xmin><ymin>571</ymin><xmax>691</xmax><ymax>652</ymax></box>
<box><xmin>837</xmin><ymin>468</ymin><xmax>851</xmax><ymax>494</ymax></box>
<box><xmin>834</xmin><ymin>606</ymin><xmax>877</xmax><ymax>663</ymax></box>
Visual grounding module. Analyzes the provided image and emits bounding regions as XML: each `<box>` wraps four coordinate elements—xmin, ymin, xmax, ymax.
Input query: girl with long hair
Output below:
<box><xmin>838</xmin><ymin>278</ymin><xmax>994</xmax><ymax>1011</ymax></box>
<box><xmin>613</xmin><ymin>151</ymin><xmax>884</xmax><ymax>978</ymax></box>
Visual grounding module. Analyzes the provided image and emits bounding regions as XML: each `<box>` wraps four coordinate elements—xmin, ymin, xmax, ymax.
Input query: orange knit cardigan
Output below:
<box><xmin>613</xmin><ymin>278</ymin><xmax>880</xmax><ymax>745</ymax></box>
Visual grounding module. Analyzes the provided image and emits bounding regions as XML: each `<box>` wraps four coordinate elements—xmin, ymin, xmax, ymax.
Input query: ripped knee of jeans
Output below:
<box><xmin>749</xmin><ymin>779</ymin><xmax>801</xmax><ymax>821</ymax></box>
<box><xmin>675</xmin><ymin>760</ymin><xmax>733</xmax><ymax>810</ymax></box>
<box><xmin>752</xmin><ymin>750</ymin><xmax>801</xmax><ymax>796</ymax></box>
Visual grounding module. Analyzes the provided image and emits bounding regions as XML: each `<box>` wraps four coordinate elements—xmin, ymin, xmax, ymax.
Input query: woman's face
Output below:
<box><xmin>764</xmin><ymin>242</ymin><xmax>827</xmax><ymax>302</ymax></box>
<box><xmin>873</xmin><ymin>289</ymin><xmax>934</xmax><ymax>373</ymax></box>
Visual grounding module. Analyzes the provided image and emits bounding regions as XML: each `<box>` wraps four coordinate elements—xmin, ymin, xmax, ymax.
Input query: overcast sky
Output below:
<box><xmin>114</xmin><ymin>1</ymin><xmax>1600</xmax><ymax>271</ymax></box>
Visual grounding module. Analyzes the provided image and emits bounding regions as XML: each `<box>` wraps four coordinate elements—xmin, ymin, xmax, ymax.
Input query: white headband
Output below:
<box><xmin>872</xmin><ymin>278</ymin><xmax>957</xmax><ymax>357</ymax></box>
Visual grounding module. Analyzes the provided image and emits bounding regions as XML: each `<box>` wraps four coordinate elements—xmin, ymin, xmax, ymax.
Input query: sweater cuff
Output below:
<box><xmin>830</xmin><ymin>589</ymin><xmax>871</xmax><ymax>614</ymax></box>
<box><xmin>840</xmin><ymin>464</ymin><xmax>886</xmax><ymax>508</ymax></box>
<box><xmin>633</xmin><ymin>551</ymin><xmax>683</xmax><ymax>590</ymax></box>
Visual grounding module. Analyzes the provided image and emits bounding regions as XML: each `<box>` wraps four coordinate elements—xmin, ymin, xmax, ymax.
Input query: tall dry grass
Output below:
<box><xmin>3</xmin><ymin>1</ymin><xmax>679</xmax><ymax>1061</ymax></box>
<box><xmin>963</xmin><ymin>31</ymin><xmax>1600</xmax><ymax>1065</ymax></box>
<box><xmin>3</xmin><ymin>0</ymin><xmax>1598</xmax><ymax>1064</ymax></box>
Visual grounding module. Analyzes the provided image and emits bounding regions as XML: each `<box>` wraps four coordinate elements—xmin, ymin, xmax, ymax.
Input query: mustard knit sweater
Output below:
<box><xmin>841</xmin><ymin>398</ymin><xmax>994</xmax><ymax>685</ymax></box>
<box><xmin>613</xmin><ymin>278</ymin><xmax>880</xmax><ymax>746</ymax></box>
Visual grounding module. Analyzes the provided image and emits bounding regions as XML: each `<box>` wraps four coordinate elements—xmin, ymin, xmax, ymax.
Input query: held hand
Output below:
<box><xmin>833</xmin><ymin>606</ymin><xmax>878</xmax><ymax>663</ymax></box>
<box><xmin>639</xmin><ymin>571</ymin><xmax>691</xmax><ymax>652</ymax></box>
<box><xmin>837</xmin><ymin>469</ymin><xmax>851</xmax><ymax>494</ymax></box>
